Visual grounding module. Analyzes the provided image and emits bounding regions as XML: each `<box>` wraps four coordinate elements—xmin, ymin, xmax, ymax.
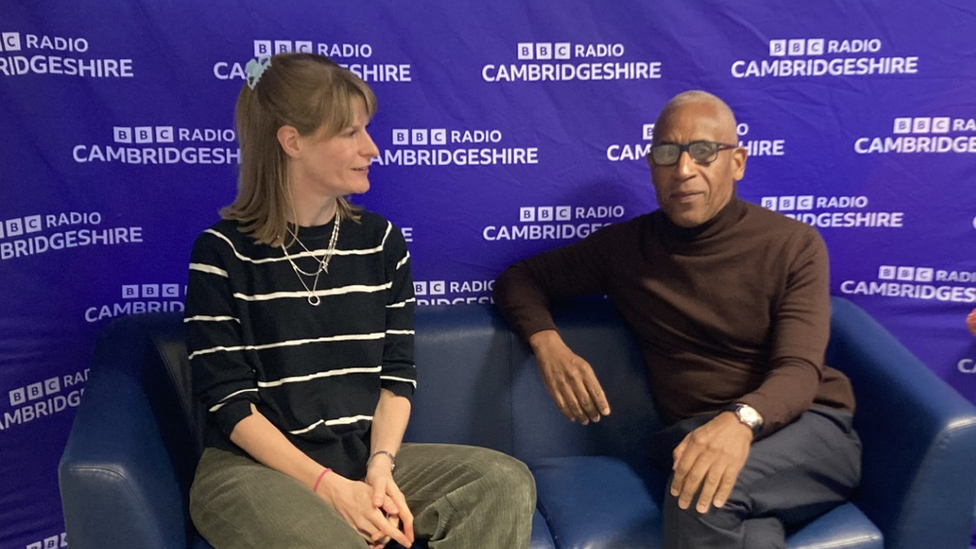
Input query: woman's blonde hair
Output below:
<box><xmin>222</xmin><ymin>53</ymin><xmax>377</xmax><ymax>246</ymax></box>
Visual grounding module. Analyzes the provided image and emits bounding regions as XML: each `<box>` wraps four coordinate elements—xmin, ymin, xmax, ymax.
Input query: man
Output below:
<box><xmin>493</xmin><ymin>90</ymin><xmax>861</xmax><ymax>549</ymax></box>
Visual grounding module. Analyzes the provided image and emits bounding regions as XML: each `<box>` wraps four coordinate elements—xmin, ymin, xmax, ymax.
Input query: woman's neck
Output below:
<box><xmin>286</xmin><ymin>162</ymin><xmax>339</xmax><ymax>226</ymax></box>
<box><xmin>290</xmin><ymin>193</ymin><xmax>338</xmax><ymax>227</ymax></box>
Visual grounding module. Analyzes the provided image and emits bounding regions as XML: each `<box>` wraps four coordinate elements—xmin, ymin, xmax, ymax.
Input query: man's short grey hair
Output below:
<box><xmin>654</xmin><ymin>90</ymin><xmax>738</xmax><ymax>143</ymax></box>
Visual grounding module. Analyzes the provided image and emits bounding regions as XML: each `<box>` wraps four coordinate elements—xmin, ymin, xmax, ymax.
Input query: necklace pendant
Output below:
<box><xmin>307</xmin><ymin>294</ymin><xmax>321</xmax><ymax>306</ymax></box>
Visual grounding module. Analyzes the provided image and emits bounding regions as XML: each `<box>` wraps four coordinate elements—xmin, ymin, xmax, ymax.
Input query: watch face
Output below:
<box><xmin>737</xmin><ymin>405</ymin><xmax>760</xmax><ymax>426</ymax></box>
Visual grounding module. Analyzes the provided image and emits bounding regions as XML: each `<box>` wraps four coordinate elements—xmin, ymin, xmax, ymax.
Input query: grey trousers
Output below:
<box><xmin>652</xmin><ymin>407</ymin><xmax>862</xmax><ymax>549</ymax></box>
<box><xmin>189</xmin><ymin>443</ymin><xmax>536</xmax><ymax>549</ymax></box>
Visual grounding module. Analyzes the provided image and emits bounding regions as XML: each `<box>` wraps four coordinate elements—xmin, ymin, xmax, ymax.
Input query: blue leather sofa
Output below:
<box><xmin>59</xmin><ymin>297</ymin><xmax>976</xmax><ymax>549</ymax></box>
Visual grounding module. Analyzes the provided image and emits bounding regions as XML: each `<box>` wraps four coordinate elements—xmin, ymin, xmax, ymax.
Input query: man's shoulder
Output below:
<box><xmin>742</xmin><ymin>200</ymin><xmax>820</xmax><ymax>237</ymax></box>
<box><xmin>740</xmin><ymin>200</ymin><xmax>826</xmax><ymax>258</ymax></box>
<box><xmin>593</xmin><ymin>212</ymin><xmax>650</xmax><ymax>238</ymax></box>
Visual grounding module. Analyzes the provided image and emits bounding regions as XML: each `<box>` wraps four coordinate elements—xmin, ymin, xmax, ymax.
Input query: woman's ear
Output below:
<box><xmin>277</xmin><ymin>125</ymin><xmax>302</xmax><ymax>159</ymax></box>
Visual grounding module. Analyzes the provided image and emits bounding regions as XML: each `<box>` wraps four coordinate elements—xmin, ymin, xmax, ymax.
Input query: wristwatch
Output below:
<box><xmin>729</xmin><ymin>403</ymin><xmax>763</xmax><ymax>438</ymax></box>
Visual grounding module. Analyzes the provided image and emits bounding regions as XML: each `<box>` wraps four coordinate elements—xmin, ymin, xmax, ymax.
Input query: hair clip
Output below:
<box><xmin>245</xmin><ymin>56</ymin><xmax>272</xmax><ymax>90</ymax></box>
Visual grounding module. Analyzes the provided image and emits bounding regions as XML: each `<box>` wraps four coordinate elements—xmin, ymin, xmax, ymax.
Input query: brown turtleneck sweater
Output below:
<box><xmin>493</xmin><ymin>197</ymin><xmax>855</xmax><ymax>437</ymax></box>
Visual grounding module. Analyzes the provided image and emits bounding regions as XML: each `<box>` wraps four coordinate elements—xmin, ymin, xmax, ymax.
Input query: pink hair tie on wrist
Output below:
<box><xmin>312</xmin><ymin>467</ymin><xmax>332</xmax><ymax>492</ymax></box>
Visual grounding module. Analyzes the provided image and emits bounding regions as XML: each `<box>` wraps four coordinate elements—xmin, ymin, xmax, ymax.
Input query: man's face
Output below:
<box><xmin>650</xmin><ymin>101</ymin><xmax>746</xmax><ymax>228</ymax></box>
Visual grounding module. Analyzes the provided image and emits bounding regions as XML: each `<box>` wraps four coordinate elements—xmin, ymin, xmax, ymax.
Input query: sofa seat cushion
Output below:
<box><xmin>528</xmin><ymin>510</ymin><xmax>557</xmax><ymax>549</ymax></box>
<box><xmin>786</xmin><ymin>503</ymin><xmax>883</xmax><ymax>549</ymax></box>
<box><xmin>531</xmin><ymin>456</ymin><xmax>665</xmax><ymax>549</ymax></box>
<box><xmin>530</xmin><ymin>456</ymin><xmax>882</xmax><ymax>549</ymax></box>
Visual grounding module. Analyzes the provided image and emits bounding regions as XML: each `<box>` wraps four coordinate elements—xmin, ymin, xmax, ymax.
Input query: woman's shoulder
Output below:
<box><xmin>346</xmin><ymin>210</ymin><xmax>412</xmax><ymax>256</ymax></box>
<box><xmin>353</xmin><ymin>209</ymin><xmax>390</xmax><ymax>228</ymax></box>
<box><xmin>193</xmin><ymin>219</ymin><xmax>244</xmax><ymax>246</ymax></box>
<box><xmin>190</xmin><ymin>218</ymin><xmax>270</xmax><ymax>260</ymax></box>
<box><xmin>349</xmin><ymin>209</ymin><xmax>402</xmax><ymax>237</ymax></box>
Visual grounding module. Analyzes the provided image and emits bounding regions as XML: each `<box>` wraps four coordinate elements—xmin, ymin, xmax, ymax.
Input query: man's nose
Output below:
<box><xmin>674</xmin><ymin>149</ymin><xmax>696</xmax><ymax>177</ymax></box>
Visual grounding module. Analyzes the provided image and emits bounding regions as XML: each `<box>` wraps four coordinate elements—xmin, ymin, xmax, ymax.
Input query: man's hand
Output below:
<box><xmin>529</xmin><ymin>330</ymin><xmax>610</xmax><ymax>424</ymax></box>
<box><xmin>315</xmin><ymin>472</ymin><xmax>412</xmax><ymax>547</ymax></box>
<box><xmin>967</xmin><ymin>308</ymin><xmax>976</xmax><ymax>337</ymax></box>
<box><xmin>670</xmin><ymin>412</ymin><xmax>752</xmax><ymax>513</ymax></box>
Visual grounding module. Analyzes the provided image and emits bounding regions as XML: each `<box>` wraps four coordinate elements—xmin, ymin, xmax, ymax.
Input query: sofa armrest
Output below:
<box><xmin>59</xmin><ymin>315</ymin><xmax>193</xmax><ymax>549</ymax></box>
<box><xmin>827</xmin><ymin>297</ymin><xmax>976</xmax><ymax>549</ymax></box>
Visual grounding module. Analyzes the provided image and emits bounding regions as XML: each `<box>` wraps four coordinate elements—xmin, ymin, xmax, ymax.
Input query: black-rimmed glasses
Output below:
<box><xmin>646</xmin><ymin>141</ymin><xmax>739</xmax><ymax>166</ymax></box>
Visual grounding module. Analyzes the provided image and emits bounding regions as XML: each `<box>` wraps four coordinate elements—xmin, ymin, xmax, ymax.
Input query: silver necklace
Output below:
<box><xmin>280</xmin><ymin>211</ymin><xmax>341</xmax><ymax>306</ymax></box>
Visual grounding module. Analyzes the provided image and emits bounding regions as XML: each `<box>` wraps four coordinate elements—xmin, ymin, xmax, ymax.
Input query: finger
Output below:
<box><xmin>386</xmin><ymin>483</ymin><xmax>414</xmax><ymax>543</ymax></box>
<box><xmin>385</xmin><ymin>513</ymin><xmax>400</xmax><ymax>547</ymax></box>
<box><xmin>379</xmin><ymin>495</ymin><xmax>410</xmax><ymax>543</ymax></box>
<box><xmin>353</xmin><ymin>516</ymin><xmax>380</xmax><ymax>545</ymax></box>
<box><xmin>381</xmin><ymin>495</ymin><xmax>400</xmax><ymax>517</ymax></box>
<box><xmin>670</xmin><ymin>436</ymin><xmax>694</xmax><ymax>494</ymax></box>
<box><xmin>370</xmin><ymin>476</ymin><xmax>386</xmax><ymax>508</ymax></box>
<box><xmin>677</xmin><ymin>455</ymin><xmax>716</xmax><ymax>511</ymax></box>
<box><xmin>538</xmin><ymin>361</ymin><xmax>575</xmax><ymax>421</ymax></box>
<box><xmin>541</xmin><ymin>360</ymin><xmax>589</xmax><ymax>423</ymax></box>
<box><xmin>695</xmin><ymin>463</ymin><xmax>726</xmax><ymax>513</ymax></box>
<box><xmin>551</xmin><ymin>373</ymin><xmax>586</xmax><ymax>423</ymax></box>
<box><xmin>563</xmin><ymin>388</ymin><xmax>591</xmax><ymax>425</ymax></box>
<box><xmin>541</xmin><ymin>374</ymin><xmax>574</xmax><ymax>421</ymax></box>
<box><xmin>670</xmin><ymin>442</ymin><xmax>703</xmax><ymax>498</ymax></box>
<box><xmin>574</xmin><ymin>361</ymin><xmax>609</xmax><ymax>421</ymax></box>
<box><xmin>369</xmin><ymin>510</ymin><xmax>412</xmax><ymax>547</ymax></box>
<box><xmin>714</xmin><ymin>467</ymin><xmax>739</xmax><ymax>508</ymax></box>
<box><xmin>568</xmin><ymin>374</ymin><xmax>598</xmax><ymax>424</ymax></box>
<box><xmin>713</xmin><ymin>460</ymin><xmax>744</xmax><ymax>509</ymax></box>
<box><xmin>586</xmin><ymin>376</ymin><xmax>611</xmax><ymax>417</ymax></box>
<box><xmin>366</xmin><ymin>510</ymin><xmax>410</xmax><ymax>547</ymax></box>
<box><xmin>672</xmin><ymin>438</ymin><xmax>688</xmax><ymax>469</ymax></box>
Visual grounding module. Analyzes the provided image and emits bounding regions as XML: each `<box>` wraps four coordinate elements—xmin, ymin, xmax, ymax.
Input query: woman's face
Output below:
<box><xmin>289</xmin><ymin>97</ymin><xmax>379</xmax><ymax>202</ymax></box>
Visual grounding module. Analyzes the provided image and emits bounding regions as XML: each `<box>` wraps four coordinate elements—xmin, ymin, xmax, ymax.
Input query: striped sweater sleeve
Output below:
<box><xmin>184</xmin><ymin>229</ymin><xmax>258</xmax><ymax>436</ymax></box>
<box><xmin>380</xmin><ymin>222</ymin><xmax>417</xmax><ymax>398</ymax></box>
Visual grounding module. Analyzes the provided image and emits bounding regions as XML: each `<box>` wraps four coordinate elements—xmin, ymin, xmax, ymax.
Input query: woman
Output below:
<box><xmin>184</xmin><ymin>52</ymin><xmax>535</xmax><ymax>549</ymax></box>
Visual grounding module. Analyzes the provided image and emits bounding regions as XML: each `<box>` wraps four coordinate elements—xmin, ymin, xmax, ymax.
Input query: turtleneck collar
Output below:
<box><xmin>650</xmin><ymin>192</ymin><xmax>747</xmax><ymax>255</ymax></box>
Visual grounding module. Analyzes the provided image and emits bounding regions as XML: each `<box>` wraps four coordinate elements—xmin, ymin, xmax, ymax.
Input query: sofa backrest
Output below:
<box><xmin>95</xmin><ymin>312</ymin><xmax>202</xmax><ymax>498</ymax></box>
<box><xmin>129</xmin><ymin>299</ymin><xmax>659</xmax><ymax>476</ymax></box>
<box><xmin>409</xmin><ymin>298</ymin><xmax>660</xmax><ymax>469</ymax></box>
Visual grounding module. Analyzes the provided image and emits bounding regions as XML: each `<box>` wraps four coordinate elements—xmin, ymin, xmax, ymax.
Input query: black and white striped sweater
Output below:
<box><xmin>184</xmin><ymin>211</ymin><xmax>416</xmax><ymax>479</ymax></box>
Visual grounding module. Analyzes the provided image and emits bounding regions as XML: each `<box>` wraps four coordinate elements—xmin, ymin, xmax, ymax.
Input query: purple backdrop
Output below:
<box><xmin>2</xmin><ymin>1</ymin><xmax>975</xmax><ymax>547</ymax></box>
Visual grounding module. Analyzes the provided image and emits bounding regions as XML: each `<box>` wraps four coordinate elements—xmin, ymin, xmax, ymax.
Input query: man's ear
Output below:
<box><xmin>731</xmin><ymin>146</ymin><xmax>747</xmax><ymax>182</ymax></box>
<box><xmin>277</xmin><ymin>125</ymin><xmax>302</xmax><ymax>159</ymax></box>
